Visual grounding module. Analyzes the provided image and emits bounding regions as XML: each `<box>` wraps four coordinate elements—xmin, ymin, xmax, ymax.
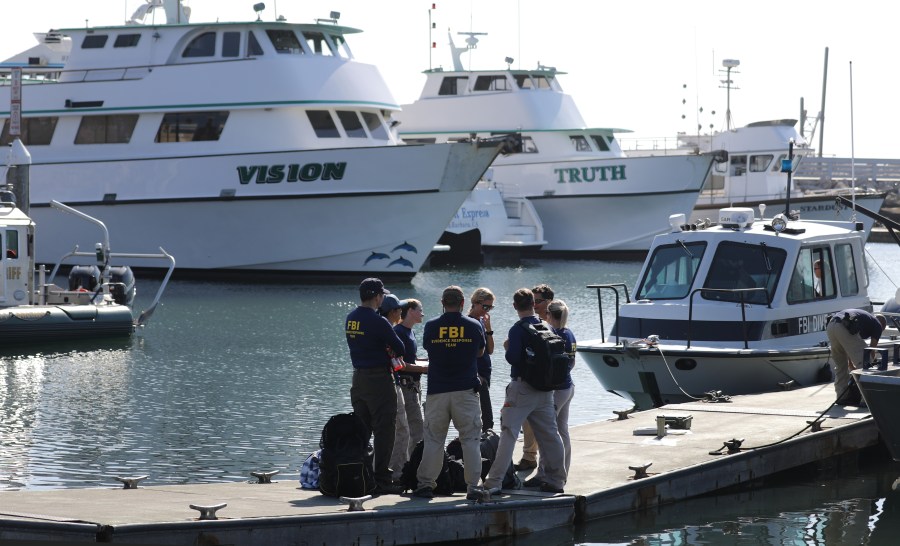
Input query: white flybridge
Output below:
<box><xmin>0</xmin><ymin>2</ymin><xmax>504</xmax><ymax>280</ymax></box>
<box><xmin>396</xmin><ymin>32</ymin><xmax>716</xmax><ymax>255</ymax></box>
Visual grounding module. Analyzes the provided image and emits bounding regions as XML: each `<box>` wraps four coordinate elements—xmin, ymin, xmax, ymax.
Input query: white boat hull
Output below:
<box><xmin>26</xmin><ymin>143</ymin><xmax>498</xmax><ymax>279</ymax></box>
<box><xmin>581</xmin><ymin>343</ymin><xmax>832</xmax><ymax>409</ymax></box>
<box><xmin>511</xmin><ymin>154</ymin><xmax>712</xmax><ymax>252</ymax></box>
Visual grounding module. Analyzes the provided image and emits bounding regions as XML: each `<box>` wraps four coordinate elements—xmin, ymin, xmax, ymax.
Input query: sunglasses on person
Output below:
<box><xmin>478</xmin><ymin>302</ymin><xmax>494</xmax><ymax>311</ymax></box>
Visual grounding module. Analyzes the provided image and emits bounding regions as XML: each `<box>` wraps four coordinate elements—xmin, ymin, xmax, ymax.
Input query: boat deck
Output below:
<box><xmin>0</xmin><ymin>382</ymin><xmax>880</xmax><ymax>545</ymax></box>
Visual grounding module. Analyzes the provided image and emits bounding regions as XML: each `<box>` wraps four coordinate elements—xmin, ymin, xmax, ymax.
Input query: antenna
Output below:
<box><xmin>720</xmin><ymin>58</ymin><xmax>740</xmax><ymax>131</ymax></box>
<box><xmin>849</xmin><ymin>60</ymin><xmax>856</xmax><ymax>220</ymax></box>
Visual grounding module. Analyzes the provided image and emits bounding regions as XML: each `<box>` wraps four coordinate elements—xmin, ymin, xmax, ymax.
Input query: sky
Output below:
<box><xmin>1</xmin><ymin>0</ymin><xmax>897</xmax><ymax>159</ymax></box>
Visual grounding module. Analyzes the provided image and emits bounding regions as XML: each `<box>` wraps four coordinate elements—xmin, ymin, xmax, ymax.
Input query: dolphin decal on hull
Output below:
<box><xmin>389</xmin><ymin>257</ymin><xmax>415</xmax><ymax>268</ymax></box>
<box><xmin>392</xmin><ymin>241</ymin><xmax>418</xmax><ymax>254</ymax></box>
<box><xmin>364</xmin><ymin>251</ymin><xmax>391</xmax><ymax>265</ymax></box>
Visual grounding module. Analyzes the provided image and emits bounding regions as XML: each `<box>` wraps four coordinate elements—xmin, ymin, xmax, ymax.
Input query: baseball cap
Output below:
<box><xmin>359</xmin><ymin>277</ymin><xmax>390</xmax><ymax>299</ymax></box>
<box><xmin>379</xmin><ymin>294</ymin><xmax>402</xmax><ymax>314</ymax></box>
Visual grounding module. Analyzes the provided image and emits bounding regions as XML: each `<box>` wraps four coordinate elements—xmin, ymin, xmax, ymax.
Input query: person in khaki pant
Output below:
<box><xmin>516</xmin><ymin>283</ymin><xmax>554</xmax><ymax>471</ymax></box>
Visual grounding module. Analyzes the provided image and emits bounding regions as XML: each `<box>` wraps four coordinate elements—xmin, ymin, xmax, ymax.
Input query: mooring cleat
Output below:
<box><xmin>778</xmin><ymin>380</ymin><xmax>796</xmax><ymax>391</ymax></box>
<box><xmin>613</xmin><ymin>406</ymin><xmax>638</xmax><ymax>421</ymax></box>
<box><xmin>250</xmin><ymin>470</ymin><xmax>280</xmax><ymax>484</ymax></box>
<box><xmin>723</xmin><ymin>438</ymin><xmax>744</xmax><ymax>454</ymax></box>
<box><xmin>339</xmin><ymin>495</ymin><xmax>373</xmax><ymax>511</ymax></box>
<box><xmin>628</xmin><ymin>462</ymin><xmax>652</xmax><ymax>479</ymax></box>
<box><xmin>807</xmin><ymin>420</ymin><xmax>824</xmax><ymax>432</ymax></box>
<box><xmin>113</xmin><ymin>475</ymin><xmax>149</xmax><ymax>489</ymax></box>
<box><xmin>189</xmin><ymin>503</ymin><xmax>227</xmax><ymax>520</ymax></box>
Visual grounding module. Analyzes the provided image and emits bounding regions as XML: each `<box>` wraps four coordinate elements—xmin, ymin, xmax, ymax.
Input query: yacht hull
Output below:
<box><xmin>26</xmin><ymin>143</ymin><xmax>498</xmax><ymax>278</ymax></box>
<box><xmin>581</xmin><ymin>343</ymin><xmax>832</xmax><ymax>409</ymax></box>
<box><xmin>514</xmin><ymin>154</ymin><xmax>711</xmax><ymax>252</ymax></box>
<box><xmin>853</xmin><ymin>368</ymin><xmax>900</xmax><ymax>461</ymax></box>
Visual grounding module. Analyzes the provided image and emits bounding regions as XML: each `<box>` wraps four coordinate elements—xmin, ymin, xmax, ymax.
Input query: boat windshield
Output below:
<box><xmin>702</xmin><ymin>241</ymin><xmax>786</xmax><ymax>304</ymax></box>
<box><xmin>636</xmin><ymin>241</ymin><xmax>706</xmax><ymax>300</ymax></box>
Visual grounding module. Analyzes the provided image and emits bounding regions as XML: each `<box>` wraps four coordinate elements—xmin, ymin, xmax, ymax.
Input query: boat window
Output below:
<box><xmin>337</xmin><ymin>111</ymin><xmax>367</xmax><ymax>138</ymax></box>
<box><xmin>772</xmin><ymin>154</ymin><xmax>786</xmax><ymax>172</ymax></box>
<box><xmin>0</xmin><ymin>116</ymin><xmax>58</xmax><ymax>146</ymax></box>
<box><xmin>82</xmin><ymin>35</ymin><xmax>109</xmax><ymax>49</ymax></box>
<box><xmin>787</xmin><ymin>247</ymin><xmax>835</xmax><ymax>303</ymax></box>
<box><xmin>730</xmin><ymin>155</ymin><xmax>747</xmax><ymax>176</ymax></box>
<box><xmin>331</xmin><ymin>34</ymin><xmax>351</xmax><ymax>58</ymax></box>
<box><xmin>307</xmin><ymin>110</ymin><xmax>340</xmax><ymax>138</ymax></box>
<box><xmin>5</xmin><ymin>230</ymin><xmax>18</xmax><ymax>260</ymax></box>
<box><xmin>521</xmin><ymin>136</ymin><xmax>538</xmax><ymax>153</ymax></box>
<box><xmin>75</xmin><ymin>114</ymin><xmax>139</xmax><ymax>144</ymax></box>
<box><xmin>248</xmin><ymin>31</ymin><xmax>264</xmax><ymax>56</ymax></box>
<box><xmin>636</xmin><ymin>241</ymin><xmax>707</xmax><ymax>300</ymax></box>
<box><xmin>361</xmin><ymin>112</ymin><xmax>389</xmax><ymax>140</ymax></box>
<box><xmin>835</xmin><ymin>243</ymin><xmax>859</xmax><ymax>296</ymax></box>
<box><xmin>183</xmin><ymin>32</ymin><xmax>216</xmax><ymax>58</ymax></box>
<box><xmin>403</xmin><ymin>138</ymin><xmax>437</xmax><ymax>144</ymax></box>
<box><xmin>155</xmin><ymin>111</ymin><xmax>229</xmax><ymax>142</ymax></box>
<box><xmin>750</xmin><ymin>154</ymin><xmax>773</xmax><ymax>172</ymax></box>
<box><xmin>570</xmin><ymin>135</ymin><xmax>591</xmax><ymax>152</ymax></box>
<box><xmin>474</xmin><ymin>75</ymin><xmax>510</xmax><ymax>91</ymax></box>
<box><xmin>514</xmin><ymin>75</ymin><xmax>533</xmax><ymax>89</ymax></box>
<box><xmin>439</xmin><ymin>77</ymin><xmax>468</xmax><ymax>96</ymax></box>
<box><xmin>267</xmin><ymin>29</ymin><xmax>303</xmax><ymax>54</ymax></box>
<box><xmin>301</xmin><ymin>31</ymin><xmax>334</xmax><ymax>56</ymax></box>
<box><xmin>532</xmin><ymin>75</ymin><xmax>553</xmax><ymax>89</ymax></box>
<box><xmin>114</xmin><ymin>34</ymin><xmax>141</xmax><ymax>48</ymax></box>
<box><xmin>702</xmin><ymin>241</ymin><xmax>786</xmax><ymax>304</ymax></box>
<box><xmin>222</xmin><ymin>32</ymin><xmax>240</xmax><ymax>57</ymax></box>
<box><xmin>591</xmin><ymin>135</ymin><xmax>610</xmax><ymax>152</ymax></box>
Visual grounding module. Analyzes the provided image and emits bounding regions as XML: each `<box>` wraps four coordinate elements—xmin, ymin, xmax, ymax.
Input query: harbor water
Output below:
<box><xmin>2</xmin><ymin>243</ymin><xmax>900</xmax><ymax>544</ymax></box>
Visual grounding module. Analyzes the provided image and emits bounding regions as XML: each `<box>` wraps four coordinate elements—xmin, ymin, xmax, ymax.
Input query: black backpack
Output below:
<box><xmin>318</xmin><ymin>413</ymin><xmax>376</xmax><ymax>497</ymax></box>
<box><xmin>517</xmin><ymin>319</ymin><xmax>570</xmax><ymax>391</ymax></box>
<box><xmin>400</xmin><ymin>440</ymin><xmax>455</xmax><ymax>495</ymax></box>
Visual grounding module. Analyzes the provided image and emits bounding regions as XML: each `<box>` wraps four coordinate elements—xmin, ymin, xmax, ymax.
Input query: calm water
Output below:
<box><xmin>2</xmin><ymin>243</ymin><xmax>900</xmax><ymax>544</ymax></box>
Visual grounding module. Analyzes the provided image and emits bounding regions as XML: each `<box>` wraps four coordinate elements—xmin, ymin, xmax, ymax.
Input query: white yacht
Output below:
<box><xmin>396</xmin><ymin>32</ymin><xmax>715</xmax><ymax>255</ymax></box>
<box><xmin>0</xmin><ymin>2</ymin><xmax>503</xmax><ymax>280</ymax></box>
<box><xmin>678</xmin><ymin>120</ymin><xmax>885</xmax><ymax>231</ymax></box>
<box><xmin>578</xmin><ymin>204</ymin><xmax>873</xmax><ymax>410</ymax></box>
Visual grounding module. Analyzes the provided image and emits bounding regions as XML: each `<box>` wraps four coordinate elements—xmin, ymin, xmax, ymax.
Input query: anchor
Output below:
<box><xmin>189</xmin><ymin>503</ymin><xmax>227</xmax><ymax>520</ymax></box>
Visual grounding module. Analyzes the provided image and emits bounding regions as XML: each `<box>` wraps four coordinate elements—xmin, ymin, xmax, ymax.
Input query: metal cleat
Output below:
<box><xmin>723</xmin><ymin>438</ymin><xmax>744</xmax><ymax>454</ymax></box>
<box><xmin>807</xmin><ymin>420</ymin><xmax>824</xmax><ymax>432</ymax></box>
<box><xmin>250</xmin><ymin>470</ymin><xmax>280</xmax><ymax>484</ymax></box>
<box><xmin>613</xmin><ymin>406</ymin><xmax>638</xmax><ymax>421</ymax></box>
<box><xmin>469</xmin><ymin>489</ymin><xmax>492</xmax><ymax>504</ymax></box>
<box><xmin>703</xmin><ymin>390</ymin><xmax>732</xmax><ymax>403</ymax></box>
<box><xmin>114</xmin><ymin>475</ymin><xmax>149</xmax><ymax>489</ymax></box>
<box><xmin>628</xmin><ymin>462</ymin><xmax>652</xmax><ymax>479</ymax></box>
<box><xmin>339</xmin><ymin>495</ymin><xmax>373</xmax><ymax>511</ymax></box>
<box><xmin>189</xmin><ymin>503</ymin><xmax>227</xmax><ymax>520</ymax></box>
<box><xmin>778</xmin><ymin>380</ymin><xmax>796</xmax><ymax>391</ymax></box>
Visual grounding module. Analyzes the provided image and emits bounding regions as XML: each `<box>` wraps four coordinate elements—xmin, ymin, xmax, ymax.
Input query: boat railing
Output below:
<box><xmin>586</xmin><ymin>283</ymin><xmax>631</xmax><ymax>344</ymax></box>
<box><xmin>793</xmin><ymin>157</ymin><xmax>900</xmax><ymax>184</ymax></box>
<box><xmin>1</xmin><ymin>57</ymin><xmax>254</xmax><ymax>86</ymax></box>
<box><xmin>687</xmin><ymin>287</ymin><xmax>770</xmax><ymax>349</ymax></box>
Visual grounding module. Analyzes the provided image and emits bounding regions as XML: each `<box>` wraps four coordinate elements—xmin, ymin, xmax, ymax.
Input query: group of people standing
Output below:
<box><xmin>343</xmin><ymin>278</ymin><xmax>576</xmax><ymax>498</ymax></box>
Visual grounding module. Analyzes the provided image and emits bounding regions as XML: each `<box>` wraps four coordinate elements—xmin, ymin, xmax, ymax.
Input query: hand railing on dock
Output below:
<box><xmin>687</xmin><ymin>287</ymin><xmax>770</xmax><ymax>349</ymax></box>
<box><xmin>586</xmin><ymin>283</ymin><xmax>630</xmax><ymax>344</ymax></box>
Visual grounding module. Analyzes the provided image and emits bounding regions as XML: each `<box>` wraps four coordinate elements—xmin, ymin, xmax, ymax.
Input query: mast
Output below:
<box><xmin>721</xmin><ymin>59</ymin><xmax>740</xmax><ymax>131</ymax></box>
<box><xmin>818</xmin><ymin>47</ymin><xmax>828</xmax><ymax>157</ymax></box>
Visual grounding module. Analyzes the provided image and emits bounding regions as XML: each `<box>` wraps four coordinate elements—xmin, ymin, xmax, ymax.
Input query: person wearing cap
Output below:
<box><xmin>379</xmin><ymin>293</ymin><xmax>412</xmax><ymax>481</ymax></box>
<box><xmin>483</xmin><ymin>288</ymin><xmax>566</xmax><ymax>495</ymax></box>
<box><xmin>345</xmin><ymin>277</ymin><xmax>406</xmax><ymax>494</ymax></box>
<box><xmin>414</xmin><ymin>286</ymin><xmax>486</xmax><ymax>500</ymax></box>
<box><xmin>826</xmin><ymin>308</ymin><xmax>887</xmax><ymax>405</ymax></box>
<box><xmin>394</xmin><ymin>298</ymin><xmax>428</xmax><ymax>460</ymax></box>
<box><xmin>515</xmin><ymin>283</ymin><xmax>555</xmax><ymax>472</ymax></box>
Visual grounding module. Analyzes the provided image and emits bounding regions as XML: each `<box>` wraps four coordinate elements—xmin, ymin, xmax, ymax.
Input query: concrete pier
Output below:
<box><xmin>0</xmin><ymin>382</ymin><xmax>880</xmax><ymax>545</ymax></box>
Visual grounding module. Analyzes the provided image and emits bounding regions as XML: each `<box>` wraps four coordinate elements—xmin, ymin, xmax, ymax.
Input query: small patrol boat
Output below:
<box><xmin>577</xmin><ymin>203</ymin><xmax>873</xmax><ymax>409</ymax></box>
<box><xmin>0</xmin><ymin>191</ymin><xmax>173</xmax><ymax>345</ymax></box>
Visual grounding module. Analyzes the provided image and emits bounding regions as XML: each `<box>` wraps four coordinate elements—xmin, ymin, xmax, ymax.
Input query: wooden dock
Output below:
<box><xmin>0</xmin><ymin>382</ymin><xmax>881</xmax><ymax>545</ymax></box>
